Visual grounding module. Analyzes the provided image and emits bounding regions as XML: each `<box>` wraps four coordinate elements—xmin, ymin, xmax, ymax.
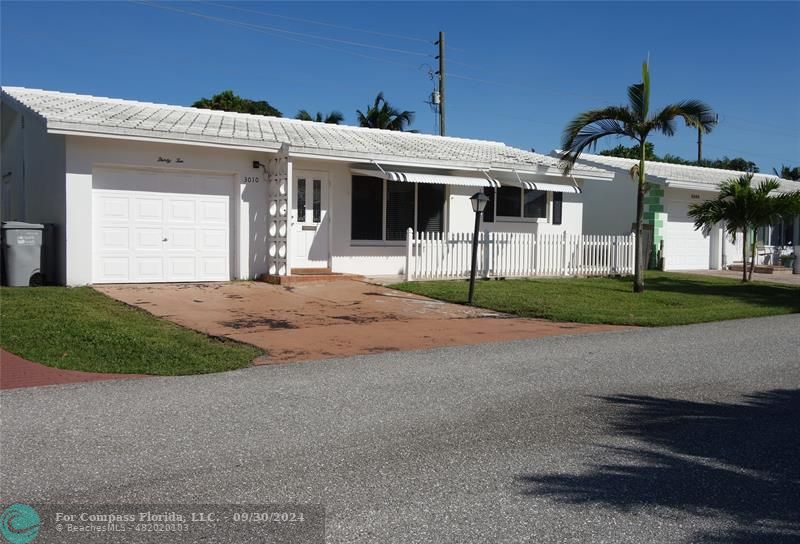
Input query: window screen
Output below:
<box><xmin>312</xmin><ymin>179</ymin><xmax>321</xmax><ymax>223</ymax></box>
<box><xmin>351</xmin><ymin>176</ymin><xmax>383</xmax><ymax>240</ymax></box>
<box><xmin>482</xmin><ymin>187</ymin><xmax>495</xmax><ymax>223</ymax></box>
<box><xmin>385</xmin><ymin>181</ymin><xmax>415</xmax><ymax>240</ymax></box>
<box><xmin>496</xmin><ymin>186</ymin><xmax>521</xmax><ymax>217</ymax></box>
<box><xmin>523</xmin><ymin>189</ymin><xmax>547</xmax><ymax>218</ymax></box>
<box><xmin>552</xmin><ymin>192</ymin><xmax>563</xmax><ymax>225</ymax></box>
<box><xmin>417</xmin><ymin>184</ymin><xmax>445</xmax><ymax>233</ymax></box>
<box><xmin>297</xmin><ymin>179</ymin><xmax>306</xmax><ymax>222</ymax></box>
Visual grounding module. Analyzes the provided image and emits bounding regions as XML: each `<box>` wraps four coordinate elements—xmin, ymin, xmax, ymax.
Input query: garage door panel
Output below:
<box><xmin>200</xmin><ymin>229</ymin><xmax>227</xmax><ymax>250</ymax></box>
<box><xmin>134</xmin><ymin>198</ymin><xmax>163</xmax><ymax>222</ymax></box>
<box><xmin>665</xmin><ymin>195</ymin><xmax>710</xmax><ymax>270</ymax></box>
<box><xmin>134</xmin><ymin>227</ymin><xmax>164</xmax><ymax>250</ymax></box>
<box><xmin>99</xmin><ymin>227</ymin><xmax>130</xmax><ymax>250</ymax></box>
<box><xmin>167</xmin><ymin>257</ymin><xmax>197</xmax><ymax>281</ymax></box>
<box><xmin>199</xmin><ymin>257</ymin><xmax>228</xmax><ymax>278</ymax></box>
<box><xmin>134</xmin><ymin>258</ymin><xmax>164</xmax><ymax>282</ymax></box>
<box><xmin>167</xmin><ymin>228</ymin><xmax>197</xmax><ymax>250</ymax></box>
<box><xmin>97</xmin><ymin>256</ymin><xmax>130</xmax><ymax>281</ymax></box>
<box><xmin>199</xmin><ymin>200</ymin><xmax>228</xmax><ymax>224</ymax></box>
<box><xmin>168</xmin><ymin>199</ymin><xmax>197</xmax><ymax>222</ymax></box>
<box><xmin>92</xmin><ymin>169</ymin><xmax>232</xmax><ymax>283</ymax></box>
<box><xmin>98</xmin><ymin>195</ymin><xmax>129</xmax><ymax>220</ymax></box>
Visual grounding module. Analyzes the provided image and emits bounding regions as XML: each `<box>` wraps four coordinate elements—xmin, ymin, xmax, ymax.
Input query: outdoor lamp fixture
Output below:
<box><xmin>468</xmin><ymin>191</ymin><xmax>490</xmax><ymax>305</ymax></box>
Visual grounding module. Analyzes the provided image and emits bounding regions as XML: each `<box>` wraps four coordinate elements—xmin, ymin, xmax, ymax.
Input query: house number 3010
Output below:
<box><xmin>242</xmin><ymin>176</ymin><xmax>260</xmax><ymax>183</ymax></box>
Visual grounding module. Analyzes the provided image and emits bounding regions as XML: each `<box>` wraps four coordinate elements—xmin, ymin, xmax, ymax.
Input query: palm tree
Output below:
<box><xmin>295</xmin><ymin>110</ymin><xmax>344</xmax><ymax>124</ymax></box>
<box><xmin>560</xmin><ymin>61</ymin><xmax>715</xmax><ymax>293</ymax></box>
<box><xmin>773</xmin><ymin>165</ymin><xmax>800</xmax><ymax>181</ymax></box>
<box><xmin>688</xmin><ymin>174</ymin><xmax>800</xmax><ymax>281</ymax></box>
<box><xmin>356</xmin><ymin>92</ymin><xmax>415</xmax><ymax>131</ymax></box>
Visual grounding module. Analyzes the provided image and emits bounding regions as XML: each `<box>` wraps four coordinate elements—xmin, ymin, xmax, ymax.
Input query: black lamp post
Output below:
<box><xmin>468</xmin><ymin>191</ymin><xmax>489</xmax><ymax>304</ymax></box>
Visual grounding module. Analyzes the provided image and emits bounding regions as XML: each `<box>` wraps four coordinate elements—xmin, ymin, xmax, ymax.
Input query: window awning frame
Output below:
<box><xmin>350</xmin><ymin>167</ymin><xmax>501</xmax><ymax>188</ymax></box>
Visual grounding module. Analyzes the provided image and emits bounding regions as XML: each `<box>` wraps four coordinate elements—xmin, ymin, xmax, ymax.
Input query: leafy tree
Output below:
<box><xmin>193</xmin><ymin>90</ymin><xmax>281</xmax><ymax>117</ymax></box>
<box><xmin>688</xmin><ymin>174</ymin><xmax>800</xmax><ymax>281</ymax></box>
<box><xmin>560</xmin><ymin>61</ymin><xmax>715</xmax><ymax>293</ymax></box>
<box><xmin>600</xmin><ymin>143</ymin><xmax>656</xmax><ymax>160</ymax></box>
<box><xmin>773</xmin><ymin>165</ymin><xmax>800</xmax><ymax>181</ymax></box>
<box><xmin>356</xmin><ymin>92</ymin><xmax>415</xmax><ymax>131</ymax></box>
<box><xmin>295</xmin><ymin>110</ymin><xmax>344</xmax><ymax>124</ymax></box>
<box><xmin>602</xmin><ymin>144</ymin><xmax>758</xmax><ymax>172</ymax></box>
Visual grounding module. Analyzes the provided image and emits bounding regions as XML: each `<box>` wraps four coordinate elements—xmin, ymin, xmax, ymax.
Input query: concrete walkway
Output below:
<box><xmin>97</xmin><ymin>280</ymin><xmax>628</xmax><ymax>364</ymax></box>
<box><xmin>0</xmin><ymin>349</ymin><xmax>144</xmax><ymax>389</ymax></box>
<box><xmin>682</xmin><ymin>269</ymin><xmax>800</xmax><ymax>285</ymax></box>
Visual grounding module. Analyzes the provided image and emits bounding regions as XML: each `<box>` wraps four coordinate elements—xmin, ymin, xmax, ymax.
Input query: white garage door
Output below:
<box><xmin>93</xmin><ymin>169</ymin><xmax>232</xmax><ymax>283</ymax></box>
<box><xmin>664</xmin><ymin>193</ymin><xmax>710</xmax><ymax>270</ymax></box>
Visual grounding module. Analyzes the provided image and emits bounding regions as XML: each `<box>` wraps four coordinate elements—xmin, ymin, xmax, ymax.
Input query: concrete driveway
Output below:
<box><xmin>96</xmin><ymin>280</ymin><xmax>625</xmax><ymax>363</ymax></box>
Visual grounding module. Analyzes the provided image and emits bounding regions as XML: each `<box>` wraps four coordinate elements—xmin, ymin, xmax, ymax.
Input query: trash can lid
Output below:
<box><xmin>1</xmin><ymin>221</ymin><xmax>45</xmax><ymax>229</ymax></box>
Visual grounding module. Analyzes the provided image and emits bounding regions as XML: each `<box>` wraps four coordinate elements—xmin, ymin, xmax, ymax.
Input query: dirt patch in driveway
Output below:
<box><xmin>96</xmin><ymin>280</ymin><xmax>628</xmax><ymax>364</ymax></box>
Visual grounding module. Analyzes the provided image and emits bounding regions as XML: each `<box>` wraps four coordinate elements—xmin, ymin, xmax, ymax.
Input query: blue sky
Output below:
<box><xmin>2</xmin><ymin>1</ymin><xmax>798</xmax><ymax>172</ymax></box>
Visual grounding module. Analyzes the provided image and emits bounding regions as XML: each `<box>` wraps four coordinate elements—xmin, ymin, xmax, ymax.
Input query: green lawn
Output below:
<box><xmin>392</xmin><ymin>272</ymin><xmax>800</xmax><ymax>327</ymax></box>
<box><xmin>0</xmin><ymin>287</ymin><xmax>262</xmax><ymax>375</ymax></box>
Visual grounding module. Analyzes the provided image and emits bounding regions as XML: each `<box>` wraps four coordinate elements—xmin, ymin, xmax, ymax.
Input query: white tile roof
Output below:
<box><xmin>554</xmin><ymin>150</ymin><xmax>800</xmax><ymax>193</ymax></box>
<box><xmin>1</xmin><ymin>86</ymin><xmax>608</xmax><ymax>176</ymax></box>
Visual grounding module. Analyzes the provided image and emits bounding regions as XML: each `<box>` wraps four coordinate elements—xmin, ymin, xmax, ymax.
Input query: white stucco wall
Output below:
<box><xmin>64</xmin><ymin>136</ymin><xmax>273</xmax><ymax>285</ymax></box>
<box><xmin>0</xmin><ymin>104</ymin><xmax>67</xmax><ymax>283</ymax></box>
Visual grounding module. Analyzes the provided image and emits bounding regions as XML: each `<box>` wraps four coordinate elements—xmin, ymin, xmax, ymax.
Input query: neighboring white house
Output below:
<box><xmin>559</xmin><ymin>151</ymin><xmax>800</xmax><ymax>271</ymax></box>
<box><xmin>0</xmin><ymin>87</ymin><xmax>613</xmax><ymax>285</ymax></box>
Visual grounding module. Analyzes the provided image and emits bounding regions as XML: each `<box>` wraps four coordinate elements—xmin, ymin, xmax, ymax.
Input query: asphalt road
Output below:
<box><xmin>2</xmin><ymin>315</ymin><xmax>799</xmax><ymax>543</ymax></box>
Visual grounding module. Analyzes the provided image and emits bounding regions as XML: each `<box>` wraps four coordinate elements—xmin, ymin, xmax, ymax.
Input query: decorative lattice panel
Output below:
<box><xmin>267</xmin><ymin>144</ymin><xmax>291</xmax><ymax>276</ymax></box>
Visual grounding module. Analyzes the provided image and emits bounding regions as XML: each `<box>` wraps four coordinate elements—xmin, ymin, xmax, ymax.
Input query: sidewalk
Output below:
<box><xmin>0</xmin><ymin>349</ymin><xmax>144</xmax><ymax>390</ymax></box>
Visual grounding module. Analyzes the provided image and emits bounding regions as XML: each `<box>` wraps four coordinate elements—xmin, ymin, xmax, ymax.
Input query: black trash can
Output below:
<box><xmin>1</xmin><ymin>222</ymin><xmax>45</xmax><ymax>286</ymax></box>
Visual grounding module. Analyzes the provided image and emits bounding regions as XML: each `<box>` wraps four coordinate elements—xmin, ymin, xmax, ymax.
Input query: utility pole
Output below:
<box><xmin>436</xmin><ymin>31</ymin><xmax>445</xmax><ymax>136</ymax></box>
<box><xmin>697</xmin><ymin>126</ymin><xmax>702</xmax><ymax>164</ymax></box>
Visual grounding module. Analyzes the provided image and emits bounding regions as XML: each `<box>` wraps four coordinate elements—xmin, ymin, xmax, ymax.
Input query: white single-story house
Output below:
<box><xmin>0</xmin><ymin>87</ymin><xmax>613</xmax><ymax>285</ymax></box>
<box><xmin>561</xmin><ymin>151</ymin><xmax>800</xmax><ymax>270</ymax></box>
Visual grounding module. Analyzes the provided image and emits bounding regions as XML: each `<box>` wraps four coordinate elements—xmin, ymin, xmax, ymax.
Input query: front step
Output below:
<box><xmin>728</xmin><ymin>263</ymin><xmax>793</xmax><ymax>274</ymax></box>
<box><xmin>291</xmin><ymin>267</ymin><xmax>332</xmax><ymax>275</ymax></box>
<box><xmin>257</xmin><ymin>271</ymin><xmax>364</xmax><ymax>286</ymax></box>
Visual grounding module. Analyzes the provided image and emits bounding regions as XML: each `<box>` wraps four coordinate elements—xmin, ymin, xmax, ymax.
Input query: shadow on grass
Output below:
<box><xmin>518</xmin><ymin>390</ymin><xmax>800</xmax><ymax>543</ymax></box>
<box><xmin>612</xmin><ymin>274</ymin><xmax>800</xmax><ymax>311</ymax></box>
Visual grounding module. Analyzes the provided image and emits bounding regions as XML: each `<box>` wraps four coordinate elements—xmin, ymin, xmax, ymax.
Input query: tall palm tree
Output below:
<box><xmin>356</xmin><ymin>92</ymin><xmax>415</xmax><ymax>131</ymax></box>
<box><xmin>295</xmin><ymin>110</ymin><xmax>344</xmax><ymax>124</ymax></box>
<box><xmin>773</xmin><ymin>165</ymin><xmax>800</xmax><ymax>181</ymax></box>
<box><xmin>688</xmin><ymin>174</ymin><xmax>800</xmax><ymax>281</ymax></box>
<box><xmin>560</xmin><ymin>62</ymin><xmax>715</xmax><ymax>292</ymax></box>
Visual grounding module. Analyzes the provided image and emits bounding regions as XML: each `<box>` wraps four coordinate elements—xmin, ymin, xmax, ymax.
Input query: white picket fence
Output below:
<box><xmin>405</xmin><ymin>228</ymin><xmax>636</xmax><ymax>280</ymax></box>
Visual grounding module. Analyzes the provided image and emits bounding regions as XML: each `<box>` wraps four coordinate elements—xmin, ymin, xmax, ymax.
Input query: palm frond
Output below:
<box><xmin>651</xmin><ymin>100</ymin><xmax>714</xmax><ymax>137</ymax></box>
<box><xmin>626</xmin><ymin>61</ymin><xmax>650</xmax><ymax>121</ymax></box>
<box><xmin>561</xmin><ymin>106</ymin><xmax>636</xmax><ymax>148</ymax></box>
<box><xmin>560</xmin><ymin>118</ymin><xmax>630</xmax><ymax>173</ymax></box>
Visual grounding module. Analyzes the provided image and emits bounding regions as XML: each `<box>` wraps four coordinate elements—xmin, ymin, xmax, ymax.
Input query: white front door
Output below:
<box><xmin>291</xmin><ymin>172</ymin><xmax>330</xmax><ymax>269</ymax></box>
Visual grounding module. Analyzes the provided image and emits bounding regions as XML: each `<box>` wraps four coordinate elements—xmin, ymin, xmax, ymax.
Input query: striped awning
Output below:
<box><xmin>503</xmin><ymin>179</ymin><xmax>581</xmax><ymax>194</ymax></box>
<box><xmin>351</xmin><ymin>168</ymin><xmax>501</xmax><ymax>188</ymax></box>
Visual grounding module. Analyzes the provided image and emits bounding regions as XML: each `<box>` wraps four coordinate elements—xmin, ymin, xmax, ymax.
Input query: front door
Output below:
<box><xmin>292</xmin><ymin>172</ymin><xmax>330</xmax><ymax>269</ymax></box>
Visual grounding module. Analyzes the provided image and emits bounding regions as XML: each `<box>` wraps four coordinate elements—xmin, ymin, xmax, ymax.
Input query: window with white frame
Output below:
<box><xmin>482</xmin><ymin>186</ymin><xmax>556</xmax><ymax>222</ymax></box>
<box><xmin>758</xmin><ymin>220</ymin><xmax>795</xmax><ymax>247</ymax></box>
<box><xmin>351</xmin><ymin>176</ymin><xmax>445</xmax><ymax>242</ymax></box>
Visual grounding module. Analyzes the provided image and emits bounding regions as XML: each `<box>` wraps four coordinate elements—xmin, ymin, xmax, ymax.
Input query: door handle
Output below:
<box><xmin>162</xmin><ymin>237</ymin><xmax>168</xmax><ymax>242</ymax></box>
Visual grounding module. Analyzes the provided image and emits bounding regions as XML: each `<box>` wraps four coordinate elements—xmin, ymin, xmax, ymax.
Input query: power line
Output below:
<box><xmin>132</xmin><ymin>1</ymin><xmax>426</xmax><ymax>73</ymax></box>
<box><xmin>133</xmin><ymin>1</ymin><xmax>432</xmax><ymax>59</ymax></box>
<box><xmin>203</xmin><ymin>1</ymin><xmax>435</xmax><ymax>46</ymax></box>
